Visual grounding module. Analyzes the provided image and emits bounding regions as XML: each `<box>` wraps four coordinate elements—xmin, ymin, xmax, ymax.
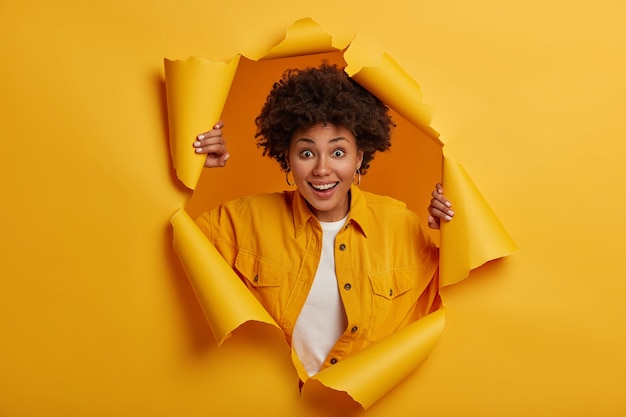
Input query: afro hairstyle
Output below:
<box><xmin>254</xmin><ymin>63</ymin><xmax>394</xmax><ymax>174</ymax></box>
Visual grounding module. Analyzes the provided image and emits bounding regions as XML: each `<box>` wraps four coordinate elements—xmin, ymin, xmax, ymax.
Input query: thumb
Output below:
<box><xmin>219</xmin><ymin>152</ymin><xmax>230</xmax><ymax>167</ymax></box>
<box><xmin>427</xmin><ymin>215</ymin><xmax>440</xmax><ymax>230</ymax></box>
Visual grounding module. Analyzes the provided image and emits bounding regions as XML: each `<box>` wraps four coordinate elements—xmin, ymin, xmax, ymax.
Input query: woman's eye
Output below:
<box><xmin>300</xmin><ymin>150</ymin><xmax>313</xmax><ymax>158</ymax></box>
<box><xmin>333</xmin><ymin>149</ymin><xmax>345</xmax><ymax>157</ymax></box>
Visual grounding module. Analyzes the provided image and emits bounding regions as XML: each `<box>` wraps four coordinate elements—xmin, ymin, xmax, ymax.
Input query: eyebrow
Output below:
<box><xmin>294</xmin><ymin>137</ymin><xmax>349</xmax><ymax>145</ymax></box>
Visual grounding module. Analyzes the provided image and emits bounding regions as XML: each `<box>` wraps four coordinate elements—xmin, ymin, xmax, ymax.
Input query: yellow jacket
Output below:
<box><xmin>195</xmin><ymin>185</ymin><xmax>440</xmax><ymax>379</ymax></box>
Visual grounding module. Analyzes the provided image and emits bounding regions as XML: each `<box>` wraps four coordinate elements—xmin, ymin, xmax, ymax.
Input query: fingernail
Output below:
<box><xmin>193</xmin><ymin>141</ymin><xmax>201</xmax><ymax>147</ymax></box>
<box><xmin>195</xmin><ymin>147</ymin><xmax>202</xmax><ymax>153</ymax></box>
<box><xmin>445</xmin><ymin>215</ymin><xmax>452</xmax><ymax>221</ymax></box>
<box><xmin>197</xmin><ymin>134</ymin><xmax>205</xmax><ymax>140</ymax></box>
<box><xmin>448</xmin><ymin>210</ymin><xmax>455</xmax><ymax>216</ymax></box>
<box><xmin>224</xmin><ymin>153</ymin><xmax>230</xmax><ymax>161</ymax></box>
<box><xmin>445</xmin><ymin>201</ymin><xmax>452</xmax><ymax>207</ymax></box>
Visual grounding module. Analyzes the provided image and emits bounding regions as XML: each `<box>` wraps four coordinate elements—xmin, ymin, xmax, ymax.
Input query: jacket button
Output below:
<box><xmin>344</xmin><ymin>283</ymin><xmax>352</xmax><ymax>290</ymax></box>
<box><xmin>351</xmin><ymin>326</ymin><xmax>358</xmax><ymax>333</ymax></box>
<box><xmin>389</xmin><ymin>289</ymin><xmax>393</xmax><ymax>296</ymax></box>
<box><xmin>339</xmin><ymin>244</ymin><xmax>346</xmax><ymax>251</ymax></box>
<box><xmin>253</xmin><ymin>275</ymin><xmax>259</xmax><ymax>282</ymax></box>
<box><xmin>330</xmin><ymin>358</ymin><xmax>338</xmax><ymax>364</ymax></box>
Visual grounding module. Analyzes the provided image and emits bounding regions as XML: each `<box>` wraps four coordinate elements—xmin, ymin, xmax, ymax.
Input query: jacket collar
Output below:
<box><xmin>292</xmin><ymin>185</ymin><xmax>369</xmax><ymax>238</ymax></box>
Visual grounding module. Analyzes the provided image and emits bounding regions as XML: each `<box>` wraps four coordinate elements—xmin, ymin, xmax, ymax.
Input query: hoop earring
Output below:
<box><xmin>285</xmin><ymin>169</ymin><xmax>295</xmax><ymax>186</ymax></box>
<box><xmin>353</xmin><ymin>168</ymin><xmax>361</xmax><ymax>186</ymax></box>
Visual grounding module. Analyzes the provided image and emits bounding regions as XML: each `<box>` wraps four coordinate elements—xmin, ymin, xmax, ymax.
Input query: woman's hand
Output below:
<box><xmin>427</xmin><ymin>183</ymin><xmax>455</xmax><ymax>229</ymax></box>
<box><xmin>193</xmin><ymin>121</ymin><xmax>230</xmax><ymax>168</ymax></box>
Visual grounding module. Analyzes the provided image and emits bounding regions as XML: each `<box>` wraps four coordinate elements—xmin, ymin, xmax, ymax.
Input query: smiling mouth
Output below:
<box><xmin>310</xmin><ymin>182</ymin><xmax>338</xmax><ymax>191</ymax></box>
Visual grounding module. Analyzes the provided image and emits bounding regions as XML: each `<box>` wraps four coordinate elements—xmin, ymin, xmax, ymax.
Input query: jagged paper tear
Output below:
<box><xmin>164</xmin><ymin>17</ymin><xmax>516</xmax><ymax>409</ymax></box>
<box><xmin>308</xmin><ymin>308</ymin><xmax>446</xmax><ymax>409</ymax></box>
<box><xmin>439</xmin><ymin>152</ymin><xmax>518</xmax><ymax>286</ymax></box>
<box><xmin>171</xmin><ymin>208</ymin><xmax>278</xmax><ymax>344</ymax></box>
<box><xmin>164</xmin><ymin>55</ymin><xmax>240</xmax><ymax>190</ymax></box>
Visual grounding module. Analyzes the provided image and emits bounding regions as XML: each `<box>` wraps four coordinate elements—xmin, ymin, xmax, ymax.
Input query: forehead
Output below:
<box><xmin>291</xmin><ymin>123</ymin><xmax>356</xmax><ymax>145</ymax></box>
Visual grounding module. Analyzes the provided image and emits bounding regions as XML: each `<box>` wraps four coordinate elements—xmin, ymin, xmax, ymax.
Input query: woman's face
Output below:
<box><xmin>287</xmin><ymin>123</ymin><xmax>363</xmax><ymax>222</ymax></box>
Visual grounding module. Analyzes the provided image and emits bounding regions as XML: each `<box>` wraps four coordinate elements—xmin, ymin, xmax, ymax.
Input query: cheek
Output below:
<box><xmin>290</xmin><ymin>164</ymin><xmax>308</xmax><ymax>181</ymax></box>
<box><xmin>340</xmin><ymin>166</ymin><xmax>356</xmax><ymax>179</ymax></box>
<box><xmin>341</xmin><ymin>159</ymin><xmax>359</xmax><ymax>175</ymax></box>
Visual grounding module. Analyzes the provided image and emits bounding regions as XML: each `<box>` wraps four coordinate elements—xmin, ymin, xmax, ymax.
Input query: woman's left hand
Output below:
<box><xmin>427</xmin><ymin>183</ymin><xmax>454</xmax><ymax>229</ymax></box>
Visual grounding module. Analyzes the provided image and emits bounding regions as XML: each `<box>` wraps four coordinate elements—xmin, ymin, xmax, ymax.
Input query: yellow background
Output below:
<box><xmin>1</xmin><ymin>1</ymin><xmax>625</xmax><ymax>416</ymax></box>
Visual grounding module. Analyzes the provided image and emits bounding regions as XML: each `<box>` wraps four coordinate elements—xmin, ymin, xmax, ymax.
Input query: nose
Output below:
<box><xmin>313</xmin><ymin>155</ymin><xmax>331</xmax><ymax>176</ymax></box>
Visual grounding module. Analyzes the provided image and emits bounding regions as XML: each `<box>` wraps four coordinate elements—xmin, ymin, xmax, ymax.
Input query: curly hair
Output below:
<box><xmin>254</xmin><ymin>63</ymin><xmax>393</xmax><ymax>175</ymax></box>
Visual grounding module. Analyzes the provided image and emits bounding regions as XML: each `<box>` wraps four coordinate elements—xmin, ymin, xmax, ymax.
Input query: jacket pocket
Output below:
<box><xmin>233</xmin><ymin>250</ymin><xmax>290</xmax><ymax>318</ymax></box>
<box><xmin>369</xmin><ymin>270</ymin><xmax>415</xmax><ymax>300</ymax></box>
<box><xmin>366</xmin><ymin>270</ymin><xmax>419</xmax><ymax>343</ymax></box>
<box><xmin>235</xmin><ymin>250</ymin><xmax>286</xmax><ymax>287</ymax></box>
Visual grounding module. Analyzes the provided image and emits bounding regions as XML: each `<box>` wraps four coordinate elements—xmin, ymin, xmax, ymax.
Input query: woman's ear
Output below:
<box><xmin>357</xmin><ymin>150</ymin><xmax>364</xmax><ymax>170</ymax></box>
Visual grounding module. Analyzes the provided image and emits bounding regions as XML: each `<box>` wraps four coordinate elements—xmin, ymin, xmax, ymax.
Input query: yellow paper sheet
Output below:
<box><xmin>5</xmin><ymin>1</ymin><xmax>626</xmax><ymax>415</ymax></box>
<box><xmin>165</xmin><ymin>17</ymin><xmax>516</xmax><ymax>409</ymax></box>
<box><xmin>260</xmin><ymin>17</ymin><xmax>338</xmax><ymax>60</ymax></box>
<box><xmin>344</xmin><ymin>36</ymin><xmax>442</xmax><ymax>146</ymax></box>
<box><xmin>440</xmin><ymin>153</ymin><xmax>518</xmax><ymax>286</ymax></box>
<box><xmin>164</xmin><ymin>55</ymin><xmax>240</xmax><ymax>190</ymax></box>
<box><xmin>171</xmin><ymin>208</ymin><xmax>278</xmax><ymax>344</ymax></box>
<box><xmin>307</xmin><ymin>308</ymin><xmax>446</xmax><ymax>409</ymax></box>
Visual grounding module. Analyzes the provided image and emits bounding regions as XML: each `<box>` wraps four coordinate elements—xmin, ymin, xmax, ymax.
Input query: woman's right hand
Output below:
<box><xmin>193</xmin><ymin>121</ymin><xmax>230</xmax><ymax>168</ymax></box>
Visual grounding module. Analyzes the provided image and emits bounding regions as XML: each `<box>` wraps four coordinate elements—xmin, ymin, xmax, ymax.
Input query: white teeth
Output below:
<box><xmin>311</xmin><ymin>183</ymin><xmax>337</xmax><ymax>191</ymax></box>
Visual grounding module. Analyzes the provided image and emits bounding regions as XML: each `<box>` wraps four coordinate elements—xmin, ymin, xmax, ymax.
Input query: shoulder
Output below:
<box><xmin>360</xmin><ymin>189</ymin><xmax>408</xmax><ymax>210</ymax></box>
<box><xmin>356</xmin><ymin>189</ymin><xmax>424</xmax><ymax>230</ymax></box>
<box><xmin>195</xmin><ymin>191</ymin><xmax>295</xmax><ymax>241</ymax></box>
<box><xmin>359</xmin><ymin>190</ymin><xmax>417</xmax><ymax>221</ymax></box>
<box><xmin>197</xmin><ymin>191</ymin><xmax>297</xmax><ymax>227</ymax></box>
<box><xmin>211</xmin><ymin>191</ymin><xmax>293</xmax><ymax>214</ymax></box>
<box><xmin>356</xmin><ymin>189</ymin><xmax>438</xmax><ymax>261</ymax></box>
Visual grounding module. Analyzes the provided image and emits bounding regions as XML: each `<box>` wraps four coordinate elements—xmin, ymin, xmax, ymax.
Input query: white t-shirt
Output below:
<box><xmin>292</xmin><ymin>215</ymin><xmax>348</xmax><ymax>376</ymax></box>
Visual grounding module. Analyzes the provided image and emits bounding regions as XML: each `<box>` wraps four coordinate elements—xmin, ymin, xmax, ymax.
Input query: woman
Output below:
<box><xmin>192</xmin><ymin>64</ymin><xmax>454</xmax><ymax>380</ymax></box>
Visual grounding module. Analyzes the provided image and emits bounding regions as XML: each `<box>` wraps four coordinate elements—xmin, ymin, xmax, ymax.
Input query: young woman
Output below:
<box><xmin>192</xmin><ymin>64</ymin><xmax>454</xmax><ymax>379</ymax></box>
